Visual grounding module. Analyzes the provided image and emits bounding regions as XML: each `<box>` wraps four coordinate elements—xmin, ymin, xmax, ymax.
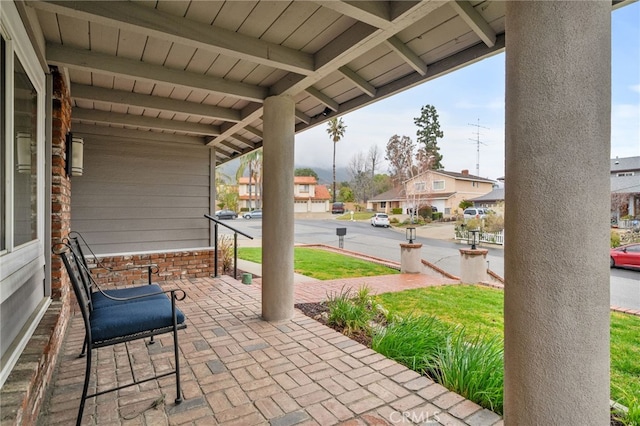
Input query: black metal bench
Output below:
<box><xmin>52</xmin><ymin>241</ymin><xmax>187</xmax><ymax>426</ymax></box>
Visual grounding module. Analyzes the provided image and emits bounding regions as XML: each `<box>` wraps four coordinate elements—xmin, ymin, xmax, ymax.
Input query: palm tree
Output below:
<box><xmin>235</xmin><ymin>149</ymin><xmax>263</xmax><ymax>210</ymax></box>
<box><xmin>326</xmin><ymin>117</ymin><xmax>347</xmax><ymax>203</ymax></box>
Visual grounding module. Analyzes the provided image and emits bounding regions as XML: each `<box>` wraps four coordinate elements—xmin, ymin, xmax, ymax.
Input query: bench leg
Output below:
<box><xmin>77</xmin><ymin>346</ymin><xmax>92</xmax><ymax>426</ymax></box>
<box><xmin>79</xmin><ymin>336</ymin><xmax>87</xmax><ymax>358</ymax></box>
<box><xmin>173</xmin><ymin>324</ymin><xmax>182</xmax><ymax>405</ymax></box>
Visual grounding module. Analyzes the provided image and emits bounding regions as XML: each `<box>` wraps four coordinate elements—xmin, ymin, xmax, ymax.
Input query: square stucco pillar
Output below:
<box><xmin>504</xmin><ymin>2</ymin><xmax>611</xmax><ymax>424</ymax></box>
<box><xmin>262</xmin><ymin>95</ymin><xmax>295</xmax><ymax>321</ymax></box>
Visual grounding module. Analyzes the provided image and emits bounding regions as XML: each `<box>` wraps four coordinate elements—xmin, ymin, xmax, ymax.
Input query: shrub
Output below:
<box><xmin>389</xmin><ymin>217</ymin><xmax>399</xmax><ymax>224</ymax></box>
<box><xmin>372</xmin><ymin>315</ymin><xmax>451</xmax><ymax>375</ymax></box>
<box><xmin>428</xmin><ymin>329</ymin><xmax>504</xmax><ymax>414</ymax></box>
<box><xmin>611</xmin><ymin>230</ymin><xmax>621</xmax><ymax>248</ymax></box>
<box><xmin>217</xmin><ymin>234</ymin><xmax>235</xmax><ymax>273</ymax></box>
<box><xmin>326</xmin><ymin>287</ymin><xmax>373</xmax><ymax>335</ymax></box>
<box><xmin>418</xmin><ymin>206</ymin><xmax>433</xmax><ymax>219</ymax></box>
<box><xmin>432</xmin><ymin>212</ymin><xmax>443</xmax><ymax>221</ymax></box>
<box><xmin>484</xmin><ymin>213</ymin><xmax>504</xmax><ymax>233</ymax></box>
<box><xmin>392</xmin><ymin>208</ymin><xmax>403</xmax><ymax>215</ymax></box>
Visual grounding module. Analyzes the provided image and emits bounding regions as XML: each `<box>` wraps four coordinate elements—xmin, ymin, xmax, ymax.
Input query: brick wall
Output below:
<box><xmin>89</xmin><ymin>249</ymin><xmax>218</xmax><ymax>286</ymax></box>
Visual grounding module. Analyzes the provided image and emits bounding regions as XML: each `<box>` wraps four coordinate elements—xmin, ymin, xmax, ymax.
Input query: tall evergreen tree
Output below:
<box><xmin>414</xmin><ymin>105</ymin><xmax>444</xmax><ymax>169</ymax></box>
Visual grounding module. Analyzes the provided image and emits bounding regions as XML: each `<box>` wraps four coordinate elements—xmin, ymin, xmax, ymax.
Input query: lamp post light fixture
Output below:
<box><xmin>469</xmin><ymin>229</ymin><xmax>480</xmax><ymax>250</ymax></box>
<box><xmin>406</xmin><ymin>227</ymin><xmax>416</xmax><ymax>244</ymax></box>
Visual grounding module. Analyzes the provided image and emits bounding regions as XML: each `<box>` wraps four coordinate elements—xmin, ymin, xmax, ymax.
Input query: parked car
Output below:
<box><xmin>215</xmin><ymin>209</ymin><xmax>237</xmax><ymax>220</ymax></box>
<box><xmin>610</xmin><ymin>243</ymin><xmax>640</xmax><ymax>269</ymax></box>
<box><xmin>331</xmin><ymin>202</ymin><xmax>345</xmax><ymax>214</ymax></box>
<box><xmin>243</xmin><ymin>210</ymin><xmax>262</xmax><ymax>219</ymax></box>
<box><xmin>463</xmin><ymin>208</ymin><xmax>487</xmax><ymax>220</ymax></box>
<box><xmin>370</xmin><ymin>213</ymin><xmax>390</xmax><ymax>228</ymax></box>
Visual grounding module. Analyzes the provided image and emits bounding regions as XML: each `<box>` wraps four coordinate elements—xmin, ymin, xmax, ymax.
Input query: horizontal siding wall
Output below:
<box><xmin>71</xmin><ymin>135</ymin><xmax>212</xmax><ymax>254</ymax></box>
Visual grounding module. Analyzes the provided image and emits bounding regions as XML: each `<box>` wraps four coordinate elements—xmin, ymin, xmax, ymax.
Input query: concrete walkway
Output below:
<box><xmin>37</xmin><ymin>274</ymin><xmax>502</xmax><ymax>426</ymax></box>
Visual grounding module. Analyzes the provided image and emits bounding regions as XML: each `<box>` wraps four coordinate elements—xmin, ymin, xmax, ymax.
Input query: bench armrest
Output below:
<box><xmin>95</xmin><ymin>285</ymin><xmax>186</xmax><ymax>303</ymax></box>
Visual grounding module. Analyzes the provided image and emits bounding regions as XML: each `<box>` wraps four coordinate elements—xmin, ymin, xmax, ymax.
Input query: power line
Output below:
<box><xmin>468</xmin><ymin>118</ymin><xmax>489</xmax><ymax>176</ymax></box>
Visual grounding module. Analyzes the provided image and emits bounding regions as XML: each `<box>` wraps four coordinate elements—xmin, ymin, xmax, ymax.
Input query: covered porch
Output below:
<box><xmin>0</xmin><ymin>1</ymin><xmax>629</xmax><ymax>424</ymax></box>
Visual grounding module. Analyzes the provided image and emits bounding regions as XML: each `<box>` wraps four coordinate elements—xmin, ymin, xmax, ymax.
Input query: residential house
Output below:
<box><xmin>471</xmin><ymin>187</ymin><xmax>505</xmax><ymax>214</ymax></box>
<box><xmin>611</xmin><ymin>156</ymin><xmax>640</xmax><ymax>222</ymax></box>
<box><xmin>368</xmin><ymin>187</ymin><xmax>405</xmax><ymax>214</ymax></box>
<box><xmin>369</xmin><ymin>169</ymin><xmax>494</xmax><ymax>216</ymax></box>
<box><xmin>237</xmin><ymin>176</ymin><xmax>330</xmax><ymax>213</ymax></box>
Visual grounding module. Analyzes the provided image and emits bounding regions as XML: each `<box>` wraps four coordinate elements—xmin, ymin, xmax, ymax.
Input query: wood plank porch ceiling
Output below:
<box><xmin>18</xmin><ymin>1</ymin><xmax>623</xmax><ymax>165</ymax></box>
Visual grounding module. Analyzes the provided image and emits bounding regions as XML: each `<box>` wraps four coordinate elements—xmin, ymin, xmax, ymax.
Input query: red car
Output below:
<box><xmin>610</xmin><ymin>243</ymin><xmax>640</xmax><ymax>269</ymax></box>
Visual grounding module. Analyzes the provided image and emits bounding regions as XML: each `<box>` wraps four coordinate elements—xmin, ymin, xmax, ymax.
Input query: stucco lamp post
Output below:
<box><xmin>400</xmin><ymin>227</ymin><xmax>422</xmax><ymax>273</ymax></box>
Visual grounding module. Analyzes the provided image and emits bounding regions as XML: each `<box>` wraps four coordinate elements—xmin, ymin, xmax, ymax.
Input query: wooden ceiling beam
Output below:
<box><xmin>47</xmin><ymin>44</ymin><xmax>267</xmax><ymax>102</ymax></box>
<box><xmin>450</xmin><ymin>1</ymin><xmax>497</xmax><ymax>48</ymax></box>
<box><xmin>71</xmin><ymin>84</ymin><xmax>242</xmax><ymax>122</ymax></box>
<box><xmin>72</xmin><ymin>108</ymin><xmax>221</xmax><ymax>136</ymax></box>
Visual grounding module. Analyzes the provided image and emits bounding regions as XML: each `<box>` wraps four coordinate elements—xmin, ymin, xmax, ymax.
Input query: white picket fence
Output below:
<box><xmin>455</xmin><ymin>229</ymin><xmax>504</xmax><ymax>245</ymax></box>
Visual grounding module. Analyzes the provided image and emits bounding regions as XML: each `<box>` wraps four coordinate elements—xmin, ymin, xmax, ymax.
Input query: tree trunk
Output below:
<box><xmin>332</xmin><ymin>141</ymin><xmax>336</xmax><ymax>203</ymax></box>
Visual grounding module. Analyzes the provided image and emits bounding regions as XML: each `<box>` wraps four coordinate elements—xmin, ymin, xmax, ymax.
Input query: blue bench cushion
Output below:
<box><xmin>90</xmin><ymin>296</ymin><xmax>186</xmax><ymax>342</ymax></box>
<box><xmin>92</xmin><ymin>284</ymin><xmax>167</xmax><ymax>310</ymax></box>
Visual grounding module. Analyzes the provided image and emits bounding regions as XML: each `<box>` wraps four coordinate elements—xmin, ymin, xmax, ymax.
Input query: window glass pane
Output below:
<box><xmin>1</xmin><ymin>36</ymin><xmax>6</xmax><ymax>251</ymax></box>
<box><xmin>13</xmin><ymin>54</ymin><xmax>38</xmax><ymax>246</ymax></box>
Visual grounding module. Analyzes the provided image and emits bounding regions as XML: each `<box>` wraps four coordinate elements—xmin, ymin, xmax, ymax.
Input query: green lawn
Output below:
<box><xmin>237</xmin><ymin>247</ymin><xmax>399</xmax><ymax>280</ymax></box>
<box><xmin>376</xmin><ymin>285</ymin><xmax>640</xmax><ymax>409</ymax></box>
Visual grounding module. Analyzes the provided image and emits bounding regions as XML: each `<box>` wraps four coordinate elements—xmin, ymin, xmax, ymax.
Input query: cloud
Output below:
<box><xmin>630</xmin><ymin>84</ymin><xmax>640</xmax><ymax>93</ymax></box>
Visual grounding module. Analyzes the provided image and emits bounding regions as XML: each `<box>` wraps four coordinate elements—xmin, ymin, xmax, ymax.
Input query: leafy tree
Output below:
<box><xmin>372</xmin><ymin>174</ymin><xmax>392</xmax><ymax>196</ymax></box>
<box><xmin>326</xmin><ymin>117</ymin><xmax>347</xmax><ymax>203</ymax></box>
<box><xmin>338</xmin><ymin>186</ymin><xmax>354</xmax><ymax>202</ymax></box>
<box><xmin>459</xmin><ymin>200</ymin><xmax>474</xmax><ymax>210</ymax></box>
<box><xmin>414</xmin><ymin>105</ymin><xmax>444</xmax><ymax>170</ymax></box>
<box><xmin>294</xmin><ymin>168</ymin><xmax>319</xmax><ymax>179</ymax></box>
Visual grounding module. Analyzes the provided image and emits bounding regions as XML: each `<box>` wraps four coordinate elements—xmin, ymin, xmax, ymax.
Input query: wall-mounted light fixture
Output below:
<box><xmin>65</xmin><ymin>132</ymin><xmax>84</xmax><ymax>177</ymax></box>
<box><xmin>16</xmin><ymin>132</ymin><xmax>32</xmax><ymax>173</ymax></box>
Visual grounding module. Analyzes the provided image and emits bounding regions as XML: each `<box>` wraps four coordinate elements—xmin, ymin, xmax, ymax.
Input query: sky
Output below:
<box><xmin>293</xmin><ymin>3</ymin><xmax>640</xmax><ymax>182</ymax></box>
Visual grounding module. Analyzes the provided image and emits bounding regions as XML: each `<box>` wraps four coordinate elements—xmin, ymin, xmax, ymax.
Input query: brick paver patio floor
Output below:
<box><xmin>38</xmin><ymin>274</ymin><xmax>503</xmax><ymax>425</ymax></box>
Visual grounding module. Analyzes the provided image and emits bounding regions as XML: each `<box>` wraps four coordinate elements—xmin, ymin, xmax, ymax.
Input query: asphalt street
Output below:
<box><xmin>218</xmin><ymin>216</ymin><xmax>639</xmax><ymax>311</ymax></box>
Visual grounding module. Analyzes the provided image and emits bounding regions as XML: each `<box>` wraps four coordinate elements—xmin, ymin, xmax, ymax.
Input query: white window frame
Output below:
<box><xmin>433</xmin><ymin>180</ymin><xmax>445</xmax><ymax>191</ymax></box>
<box><xmin>0</xmin><ymin>3</ymin><xmax>46</xmax><ymax>302</ymax></box>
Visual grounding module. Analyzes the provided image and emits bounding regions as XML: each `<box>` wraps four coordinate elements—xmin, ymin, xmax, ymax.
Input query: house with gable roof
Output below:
<box><xmin>237</xmin><ymin>175</ymin><xmax>330</xmax><ymax>213</ymax></box>
<box><xmin>368</xmin><ymin>169</ymin><xmax>494</xmax><ymax>216</ymax></box>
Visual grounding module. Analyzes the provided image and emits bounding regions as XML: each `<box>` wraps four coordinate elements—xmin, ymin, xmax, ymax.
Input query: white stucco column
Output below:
<box><xmin>504</xmin><ymin>2</ymin><xmax>611</xmax><ymax>424</ymax></box>
<box><xmin>459</xmin><ymin>248</ymin><xmax>488</xmax><ymax>283</ymax></box>
<box><xmin>262</xmin><ymin>96</ymin><xmax>295</xmax><ymax>321</ymax></box>
<box><xmin>399</xmin><ymin>243</ymin><xmax>423</xmax><ymax>273</ymax></box>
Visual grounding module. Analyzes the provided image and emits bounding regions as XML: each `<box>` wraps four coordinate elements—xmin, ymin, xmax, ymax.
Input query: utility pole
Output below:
<box><xmin>468</xmin><ymin>119</ymin><xmax>488</xmax><ymax>176</ymax></box>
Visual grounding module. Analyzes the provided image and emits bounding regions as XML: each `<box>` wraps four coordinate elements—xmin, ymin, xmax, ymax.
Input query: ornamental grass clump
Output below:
<box><xmin>428</xmin><ymin>329</ymin><xmax>504</xmax><ymax>414</ymax></box>
<box><xmin>371</xmin><ymin>315</ymin><xmax>451</xmax><ymax>375</ymax></box>
<box><xmin>326</xmin><ymin>287</ymin><xmax>374</xmax><ymax>335</ymax></box>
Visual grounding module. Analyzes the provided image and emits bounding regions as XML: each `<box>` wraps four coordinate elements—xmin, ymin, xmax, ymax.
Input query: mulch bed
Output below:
<box><xmin>295</xmin><ymin>301</ymin><xmax>372</xmax><ymax>346</ymax></box>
